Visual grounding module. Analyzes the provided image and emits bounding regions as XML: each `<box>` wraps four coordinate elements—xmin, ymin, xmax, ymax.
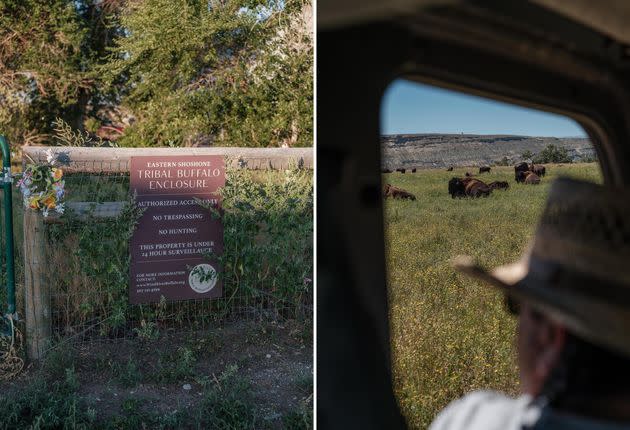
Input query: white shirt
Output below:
<box><xmin>429</xmin><ymin>390</ymin><xmax>630</xmax><ymax>430</ymax></box>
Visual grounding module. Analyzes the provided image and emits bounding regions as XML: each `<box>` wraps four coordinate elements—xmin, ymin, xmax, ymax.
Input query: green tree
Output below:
<box><xmin>533</xmin><ymin>144</ymin><xmax>572</xmax><ymax>163</ymax></box>
<box><xmin>521</xmin><ymin>150</ymin><xmax>534</xmax><ymax>160</ymax></box>
<box><xmin>0</xmin><ymin>0</ymin><xmax>312</xmax><ymax>149</ymax></box>
<box><xmin>495</xmin><ymin>156</ymin><xmax>510</xmax><ymax>166</ymax></box>
<box><xmin>0</xmin><ymin>0</ymin><xmax>123</xmax><ymax>145</ymax></box>
<box><xmin>102</xmin><ymin>0</ymin><xmax>313</xmax><ymax>147</ymax></box>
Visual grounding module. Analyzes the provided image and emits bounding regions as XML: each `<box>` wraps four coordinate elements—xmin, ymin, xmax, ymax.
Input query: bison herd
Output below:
<box><xmin>448</xmin><ymin>162</ymin><xmax>547</xmax><ymax>198</ymax></box>
<box><xmin>382</xmin><ymin>162</ymin><xmax>549</xmax><ymax>201</ymax></box>
<box><xmin>514</xmin><ymin>161</ymin><xmax>545</xmax><ymax>184</ymax></box>
<box><xmin>381</xmin><ymin>168</ymin><xmax>420</xmax><ymax>174</ymax></box>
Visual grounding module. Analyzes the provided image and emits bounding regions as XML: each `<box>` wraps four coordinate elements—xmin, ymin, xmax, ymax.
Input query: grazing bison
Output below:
<box><xmin>411</xmin><ymin>168</ymin><xmax>417</xmax><ymax>173</ymax></box>
<box><xmin>516</xmin><ymin>170</ymin><xmax>541</xmax><ymax>184</ymax></box>
<box><xmin>447</xmin><ymin>166</ymin><xmax>454</xmax><ymax>171</ymax></box>
<box><xmin>396</xmin><ymin>168</ymin><xmax>406</xmax><ymax>174</ymax></box>
<box><xmin>382</xmin><ymin>168</ymin><xmax>392</xmax><ymax>173</ymax></box>
<box><xmin>465</xmin><ymin>172</ymin><xmax>474</xmax><ymax>177</ymax></box>
<box><xmin>383</xmin><ymin>183</ymin><xmax>416</xmax><ymax>200</ymax></box>
<box><xmin>488</xmin><ymin>181</ymin><xmax>510</xmax><ymax>190</ymax></box>
<box><xmin>479</xmin><ymin>166</ymin><xmax>491</xmax><ymax>174</ymax></box>
<box><xmin>529</xmin><ymin>163</ymin><xmax>546</xmax><ymax>177</ymax></box>
<box><xmin>514</xmin><ymin>162</ymin><xmax>530</xmax><ymax>182</ymax></box>
<box><xmin>448</xmin><ymin>177</ymin><xmax>492</xmax><ymax>198</ymax></box>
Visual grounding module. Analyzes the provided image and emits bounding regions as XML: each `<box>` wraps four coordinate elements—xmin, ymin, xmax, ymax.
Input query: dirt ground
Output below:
<box><xmin>0</xmin><ymin>319</ymin><xmax>312</xmax><ymax>428</ymax></box>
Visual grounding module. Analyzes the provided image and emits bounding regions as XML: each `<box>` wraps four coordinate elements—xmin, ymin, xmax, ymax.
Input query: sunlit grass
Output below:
<box><xmin>384</xmin><ymin>163</ymin><xmax>601</xmax><ymax>429</ymax></box>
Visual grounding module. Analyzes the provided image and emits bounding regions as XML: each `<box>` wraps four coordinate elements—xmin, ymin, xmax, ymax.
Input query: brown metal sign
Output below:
<box><xmin>129</xmin><ymin>155</ymin><xmax>225</xmax><ymax>304</ymax></box>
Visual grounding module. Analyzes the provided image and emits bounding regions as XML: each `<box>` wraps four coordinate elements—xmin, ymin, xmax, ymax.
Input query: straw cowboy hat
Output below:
<box><xmin>454</xmin><ymin>177</ymin><xmax>630</xmax><ymax>357</ymax></box>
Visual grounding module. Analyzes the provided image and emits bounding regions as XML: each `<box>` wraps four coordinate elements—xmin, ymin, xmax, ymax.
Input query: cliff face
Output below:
<box><xmin>381</xmin><ymin>134</ymin><xmax>595</xmax><ymax>169</ymax></box>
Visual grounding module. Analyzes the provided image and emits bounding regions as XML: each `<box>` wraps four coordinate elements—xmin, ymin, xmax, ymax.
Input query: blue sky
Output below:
<box><xmin>381</xmin><ymin>79</ymin><xmax>586</xmax><ymax>137</ymax></box>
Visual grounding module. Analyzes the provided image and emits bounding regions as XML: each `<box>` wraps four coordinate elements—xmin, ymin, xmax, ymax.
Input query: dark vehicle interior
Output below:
<box><xmin>317</xmin><ymin>1</ymin><xmax>630</xmax><ymax>428</ymax></box>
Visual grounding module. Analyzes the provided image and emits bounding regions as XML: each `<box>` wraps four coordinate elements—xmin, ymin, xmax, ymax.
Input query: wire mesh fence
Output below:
<box><xmin>0</xmin><ymin>150</ymin><xmax>313</xmax><ymax>352</ymax></box>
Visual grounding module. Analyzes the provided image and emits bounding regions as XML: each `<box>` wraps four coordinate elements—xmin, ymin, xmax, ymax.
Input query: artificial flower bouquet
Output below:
<box><xmin>16</xmin><ymin>151</ymin><xmax>65</xmax><ymax>217</ymax></box>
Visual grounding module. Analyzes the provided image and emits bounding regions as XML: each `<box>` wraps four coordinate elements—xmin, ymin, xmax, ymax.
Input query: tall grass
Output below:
<box><xmin>0</xmin><ymin>167</ymin><xmax>312</xmax><ymax>340</ymax></box>
<box><xmin>383</xmin><ymin>163</ymin><xmax>602</xmax><ymax>429</ymax></box>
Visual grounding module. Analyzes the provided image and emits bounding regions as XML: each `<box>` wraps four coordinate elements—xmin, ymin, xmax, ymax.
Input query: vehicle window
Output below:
<box><xmin>380</xmin><ymin>79</ymin><xmax>601</xmax><ymax>429</ymax></box>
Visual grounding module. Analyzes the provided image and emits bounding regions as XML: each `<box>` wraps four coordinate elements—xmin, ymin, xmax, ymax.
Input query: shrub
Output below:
<box><xmin>192</xmin><ymin>365</ymin><xmax>260</xmax><ymax>429</ymax></box>
<box><xmin>532</xmin><ymin>144</ymin><xmax>572</xmax><ymax>163</ymax></box>
<box><xmin>43</xmin><ymin>166</ymin><xmax>312</xmax><ymax>338</ymax></box>
<box><xmin>494</xmin><ymin>156</ymin><xmax>511</xmax><ymax>166</ymax></box>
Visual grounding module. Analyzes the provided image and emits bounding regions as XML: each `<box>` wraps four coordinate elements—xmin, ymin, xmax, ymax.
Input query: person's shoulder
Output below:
<box><xmin>428</xmin><ymin>390</ymin><xmax>541</xmax><ymax>430</ymax></box>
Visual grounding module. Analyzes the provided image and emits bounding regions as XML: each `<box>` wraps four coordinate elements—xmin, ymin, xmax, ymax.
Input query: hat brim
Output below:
<box><xmin>453</xmin><ymin>255</ymin><xmax>527</xmax><ymax>291</ymax></box>
<box><xmin>452</xmin><ymin>255</ymin><xmax>630</xmax><ymax>358</ymax></box>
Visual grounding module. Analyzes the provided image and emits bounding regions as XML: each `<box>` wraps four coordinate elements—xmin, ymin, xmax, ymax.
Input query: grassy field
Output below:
<box><xmin>383</xmin><ymin>163</ymin><xmax>601</xmax><ymax>429</ymax></box>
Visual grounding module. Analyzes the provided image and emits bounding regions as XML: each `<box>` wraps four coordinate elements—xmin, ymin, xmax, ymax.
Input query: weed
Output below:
<box><xmin>152</xmin><ymin>346</ymin><xmax>196</xmax><ymax>384</ymax></box>
<box><xmin>113</xmin><ymin>357</ymin><xmax>143</xmax><ymax>388</ymax></box>
<box><xmin>192</xmin><ymin>364</ymin><xmax>260</xmax><ymax>429</ymax></box>
<box><xmin>283</xmin><ymin>404</ymin><xmax>313</xmax><ymax>430</ymax></box>
<box><xmin>294</xmin><ymin>372</ymin><xmax>313</xmax><ymax>395</ymax></box>
<box><xmin>133</xmin><ymin>319</ymin><xmax>159</xmax><ymax>341</ymax></box>
<box><xmin>0</xmin><ymin>371</ymin><xmax>95</xmax><ymax>429</ymax></box>
<box><xmin>41</xmin><ymin>346</ymin><xmax>76</xmax><ymax>381</ymax></box>
<box><xmin>38</xmin><ymin>166</ymin><xmax>312</xmax><ymax>340</ymax></box>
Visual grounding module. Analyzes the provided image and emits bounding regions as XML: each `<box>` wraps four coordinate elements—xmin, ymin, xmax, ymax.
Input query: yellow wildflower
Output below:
<box><xmin>43</xmin><ymin>194</ymin><xmax>56</xmax><ymax>209</ymax></box>
<box><xmin>29</xmin><ymin>196</ymin><xmax>40</xmax><ymax>209</ymax></box>
<box><xmin>52</xmin><ymin>168</ymin><xmax>63</xmax><ymax>181</ymax></box>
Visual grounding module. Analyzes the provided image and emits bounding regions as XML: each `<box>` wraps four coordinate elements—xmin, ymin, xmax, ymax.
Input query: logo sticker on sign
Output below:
<box><xmin>129</xmin><ymin>155</ymin><xmax>225</xmax><ymax>304</ymax></box>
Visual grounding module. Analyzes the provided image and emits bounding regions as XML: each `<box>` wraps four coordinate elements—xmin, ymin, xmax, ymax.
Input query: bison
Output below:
<box><xmin>514</xmin><ymin>162</ymin><xmax>530</xmax><ymax>182</ymax></box>
<box><xmin>529</xmin><ymin>163</ymin><xmax>546</xmax><ymax>177</ymax></box>
<box><xmin>383</xmin><ymin>183</ymin><xmax>416</xmax><ymax>200</ymax></box>
<box><xmin>396</xmin><ymin>168</ymin><xmax>406</xmax><ymax>174</ymax></box>
<box><xmin>448</xmin><ymin>177</ymin><xmax>492</xmax><ymax>198</ymax></box>
<box><xmin>411</xmin><ymin>168</ymin><xmax>417</xmax><ymax>173</ymax></box>
<box><xmin>479</xmin><ymin>166</ymin><xmax>491</xmax><ymax>174</ymax></box>
<box><xmin>516</xmin><ymin>170</ymin><xmax>541</xmax><ymax>184</ymax></box>
<box><xmin>524</xmin><ymin>172</ymin><xmax>541</xmax><ymax>184</ymax></box>
<box><xmin>448</xmin><ymin>177</ymin><xmax>466</xmax><ymax>198</ymax></box>
<box><xmin>382</xmin><ymin>168</ymin><xmax>392</xmax><ymax>173</ymax></box>
<box><xmin>465</xmin><ymin>172</ymin><xmax>474</xmax><ymax>177</ymax></box>
<box><xmin>447</xmin><ymin>166</ymin><xmax>454</xmax><ymax>171</ymax></box>
<box><xmin>488</xmin><ymin>181</ymin><xmax>510</xmax><ymax>190</ymax></box>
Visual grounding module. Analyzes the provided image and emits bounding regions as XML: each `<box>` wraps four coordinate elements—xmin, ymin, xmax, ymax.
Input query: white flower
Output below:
<box><xmin>55</xmin><ymin>203</ymin><xmax>65</xmax><ymax>214</ymax></box>
<box><xmin>44</xmin><ymin>149</ymin><xmax>56</xmax><ymax>165</ymax></box>
<box><xmin>42</xmin><ymin>208</ymin><xmax>49</xmax><ymax>218</ymax></box>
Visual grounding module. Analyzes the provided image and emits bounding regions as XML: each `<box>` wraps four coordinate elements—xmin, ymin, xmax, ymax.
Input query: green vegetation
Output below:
<box><xmin>0</xmin><ymin>320</ymin><xmax>312</xmax><ymax>429</ymax></box>
<box><xmin>41</xmin><ymin>166</ymin><xmax>312</xmax><ymax>337</ymax></box>
<box><xmin>0</xmin><ymin>0</ymin><xmax>312</xmax><ymax>148</ymax></box>
<box><xmin>0</xmin><ymin>0</ymin><xmax>119</xmax><ymax>145</ymax></box>
<box><xmin>0</xmin><ymin>362</ymin><xmax>259</xmax><ymax>429</ymax></box>
<box><xmin>0</xmin><ymin>367</ymin><xmax>97</xmax><ymax>430</ymax></box>
<box><xmin>383</xmin><ymin>163</ymin><xmax>601</xmax><ymax>429</ymax></box>
<box><xmin>532</xmin><ymin>144</ymin><xmax>572</xmax><ymax>163</ymax></box>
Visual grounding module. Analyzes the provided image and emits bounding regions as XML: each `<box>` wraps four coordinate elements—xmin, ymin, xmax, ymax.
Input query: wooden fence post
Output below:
<box><xmin>23</xmin><ymin>209</ymin><xmax>51</xmax><ymax>360</ymax></box>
